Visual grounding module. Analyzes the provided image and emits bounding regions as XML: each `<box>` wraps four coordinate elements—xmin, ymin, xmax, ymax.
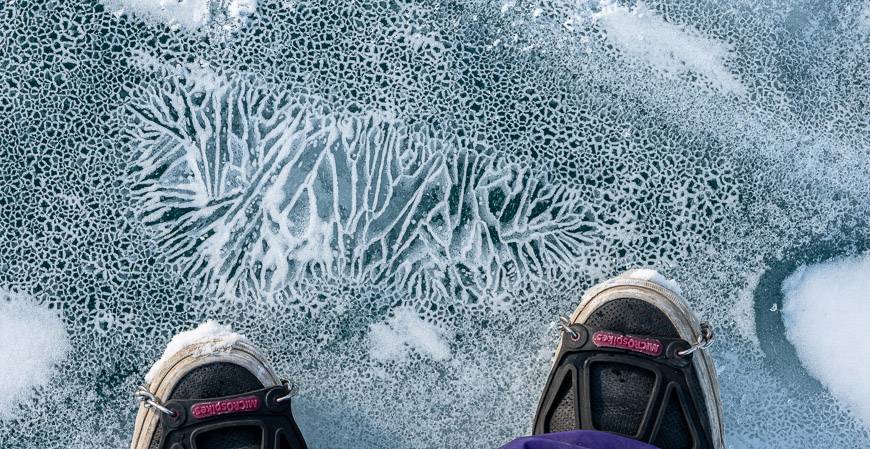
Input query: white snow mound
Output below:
<box><xmin>0</xmin><ymin>290</ymin><xmax>69</xmax><ymax>419</ymax></box>
<box><xmin>782</xmin><ymin>253</ymin><xmax>870</xmax><ymax>427</ymax></box>
<box><xmin>145</xmin><ymin>320</ymin><xmax>245</xmax><ymax>383</ymax></box>
<box><xmin>368</xmin><ymin>308</ymin><xmax>451</xmax><ymax>362</ymax></box>
<box><xmin>627</xmin><ymin>268</ymin><xmax>683</xmax><ymax>295</ymax></box>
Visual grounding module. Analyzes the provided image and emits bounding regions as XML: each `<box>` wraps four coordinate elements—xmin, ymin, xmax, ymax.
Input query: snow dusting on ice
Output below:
<box><xmin>782</xmin><ymin>253</ymin><xmax>870</xmax><ymax>428</ymax></box>
<box><xmin>593</xmin><ymin>1</ymin><xmax>745</xmax><ymax>95</ymax></box>
<box><xmin>368</xmin><ymin>308</ymin><xmax>451</xmax><ymax>362</ymax></box>
<box><xmin>105</xmin><ymin>0</ymin><xmax>257</xmax><ymax>31</ymax></box>
<box><xmin>861</xmin><ymin>2</ymin><xmax>870</xmax><ymax>31</ymax></box>
<box><xmin>732</xmin><ymin>270</ymin><xmax>764</xmax><ymax>348</ymax></box>
<box><xmin>0</xmin><ymin>290</ymin><xmax>69</xmax><ymax>419</ymax></box>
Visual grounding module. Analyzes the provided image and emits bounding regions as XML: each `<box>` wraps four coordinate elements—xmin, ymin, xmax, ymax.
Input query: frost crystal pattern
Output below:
<box><xmin>128</xmin><ymin>68</ymin><xmax>593</xmax><ymax>301</ymax></box>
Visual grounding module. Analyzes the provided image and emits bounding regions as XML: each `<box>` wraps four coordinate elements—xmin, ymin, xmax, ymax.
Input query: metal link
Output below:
<box><xmin>677</xmin><ymin>321</ymin><xmax>715</xmax><ymax>357</ymax></box>
<box><xmin>134</xmin><ymin>386</ymin><xmax>177</xmax><ymax>417</ymax></box>
<box><xmin>134</xmin><ymin>378</ymin><xmax>300</xmax><ymax>418</ymax></box>
<box><xmin>275</xmin><ymin>380</ymin><xmax>299</xmax><ymax>403</ymax></box>
<box><xmin>558</xmin><ymin>316</ymin><xmax>580</xmax><ymax>340</ymax></box>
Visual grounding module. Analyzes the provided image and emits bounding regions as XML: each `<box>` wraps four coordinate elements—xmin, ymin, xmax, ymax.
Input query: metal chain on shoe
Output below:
<box><xmin>133</xmin><ymin>379</ymin><xmax>299</xmax><ymax>417</ymax></box>
<box><xmin>558</xmin><ymin>316</ymin><xmax>580</xmax><ymax>340</ymax></box>
<box><xmin>677</xmin><ymin>321</ymin><xmax>715</xmax><ymax>357</ymax></box>
<box><xmin>275</xmin><ymin>379</ymin><xmax>299</xmax><ymax>403</ymax></box>
<box><xmin>134</xmin><ymin>379</ymin><xmax>299</xmax><ymax>415</ymax></box>
<box><xmin>134</xmin><ymin>386</ymin><xmax>177</xmax><ymax>417</ymax></box>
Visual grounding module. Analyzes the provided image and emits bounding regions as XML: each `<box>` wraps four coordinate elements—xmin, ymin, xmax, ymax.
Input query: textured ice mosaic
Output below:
<box><xmin>1</xmin><ymin>0</ymin><xmax>869</xmax><ymax>448</ymax></box>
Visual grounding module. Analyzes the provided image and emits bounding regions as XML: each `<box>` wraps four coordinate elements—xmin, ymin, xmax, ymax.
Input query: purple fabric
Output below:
<box><xmin>499</xmin><ymin>430</ymin><xmax>660</xmax><ymax>449</ymax></box>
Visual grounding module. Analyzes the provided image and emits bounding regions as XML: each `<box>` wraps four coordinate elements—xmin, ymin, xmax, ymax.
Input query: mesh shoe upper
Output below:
<box><xmin>149</xmin><ymin>362</ymin><xmax>264</xmax><ymax>449</ymax></box>
<box><xmin>584</xmin><ymin>297</ymin><xmax>679</xmax><ymax>339</ymax></box>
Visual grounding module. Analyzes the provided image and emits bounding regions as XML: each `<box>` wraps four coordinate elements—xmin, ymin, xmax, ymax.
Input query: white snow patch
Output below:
<box><xmin>368</xmin><ymin>308</ymin><xmax>451</xmax><ymax>362</ymax></box>
<box><xmin>628</xmin><ymin>268</ymin><xmax>683</xmax><ymax>295</ymax></box>
<box><xmin>781</xmin><ymin>253</ymin><xmax>870</xmax><ymax>427</ymax></box>
<box><xmin>228</xmin><ymin>0</ymin><xmax>257</xmax><ymax>21</ymax></box>
<box><xmin>593</xmin><ymin>1</ymin><xmax>745</xmax><ymax>95</ymax></box>
<box><xmin>145</xmin><ymin>320</ymin><xmax>245</xmax><ymax>383</ymax></box>
<box><xmin>860</xmin><ymin>2</ymin><xmax>870</xmax><ymax>31</ymax></box>
<box><xmin>106</xmin><ymin>0</ymin><xmax>257</xmax><ymax>31</ymax></box>
<box><xmin>732</xmin><ymin>269</ymin><xmax>763</xmax><ymax>347</ymax></box>
<box><xmin>0</xmin><ymin>290</ymin><xmax>69</xmax><ymax>419</ymax></box>
<box><xmin>500</xmin><ymin>0</ymin><xmax>516</xmax><ymax>14</ymax></box>
<box><xmin>111</xmin><ymin>0</ymin><xmax>210</xmax><ymax>30</ymax></box>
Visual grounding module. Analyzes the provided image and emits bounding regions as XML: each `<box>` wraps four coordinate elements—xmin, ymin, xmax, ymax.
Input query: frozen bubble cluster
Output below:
<box><xmin>0</xmin><ymin>0</ymin><xmax>868</xmax><ymax>447</ymax></box>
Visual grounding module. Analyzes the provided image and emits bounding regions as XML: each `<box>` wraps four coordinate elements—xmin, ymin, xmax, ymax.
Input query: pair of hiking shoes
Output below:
<box><xmin>130</xmin><ymin>270</ymin><xmax>724</xmax><ymax>449</ymax></box>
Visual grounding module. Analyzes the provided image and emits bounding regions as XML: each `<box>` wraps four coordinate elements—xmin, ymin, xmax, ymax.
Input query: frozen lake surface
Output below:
<box><xmin>1</xmin><ymin>0</ymin><xmax>869</xmax><ymax>447</ymax></box>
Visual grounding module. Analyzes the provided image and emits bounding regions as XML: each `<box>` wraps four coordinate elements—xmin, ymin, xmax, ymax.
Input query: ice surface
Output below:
<box><xmin>782</xmin><ymin>253</ymin><xmax>870</xmax><ymax>428</ymax></box>
<box><xmin>1</xmin><ymin>0</ymin><xmax>869</xmax><ymax>447</ymax></box>
<box><xmin>145</xmin><ymin>320</ymin><xmax>244</xmax><ymax>383</ymax></box>
<box><xmin>0</xmin><ymin>290</ymin><xmax>69</xmax><ymax>419</ymax></box>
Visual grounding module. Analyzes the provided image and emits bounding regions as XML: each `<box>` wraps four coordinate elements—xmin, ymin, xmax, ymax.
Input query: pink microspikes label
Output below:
<box><xmin>592</xmin><ymin>330</ymin><xmax>663</xmax><ymax>356</ymax></box>
<box><xmin>191</xmin><ymin>396</ymin><xmax>261</xmax><ymax>419</ymax></box>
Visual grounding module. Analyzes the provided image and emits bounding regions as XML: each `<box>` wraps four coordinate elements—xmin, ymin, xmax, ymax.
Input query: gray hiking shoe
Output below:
<box><xmin>129</xmin><ymin>322</ymin><xmax>306</xmax><ymax>449</ymax></box>
<box><xmin>533</xmin><ymin>269</ymin><xmax>725</xmax><ymax>449</ymax></box>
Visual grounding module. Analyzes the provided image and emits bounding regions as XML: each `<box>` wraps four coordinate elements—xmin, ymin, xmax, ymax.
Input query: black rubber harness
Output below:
<box><xmin>533</xmin><ymin>323</ymin><xmax>716</xmax><ymax>449</ymax></box>
<box><xmin>156</xmin><ymin>384</ymin><xmax>307</xmax><ymax>449</ymax></box>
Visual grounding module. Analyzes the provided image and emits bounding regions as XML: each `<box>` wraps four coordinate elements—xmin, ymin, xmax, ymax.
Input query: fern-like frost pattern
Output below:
<box><xmin>129</xmin><ymin>69</ymin><xmax>595</xmax><ymax>301</ymax></box>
